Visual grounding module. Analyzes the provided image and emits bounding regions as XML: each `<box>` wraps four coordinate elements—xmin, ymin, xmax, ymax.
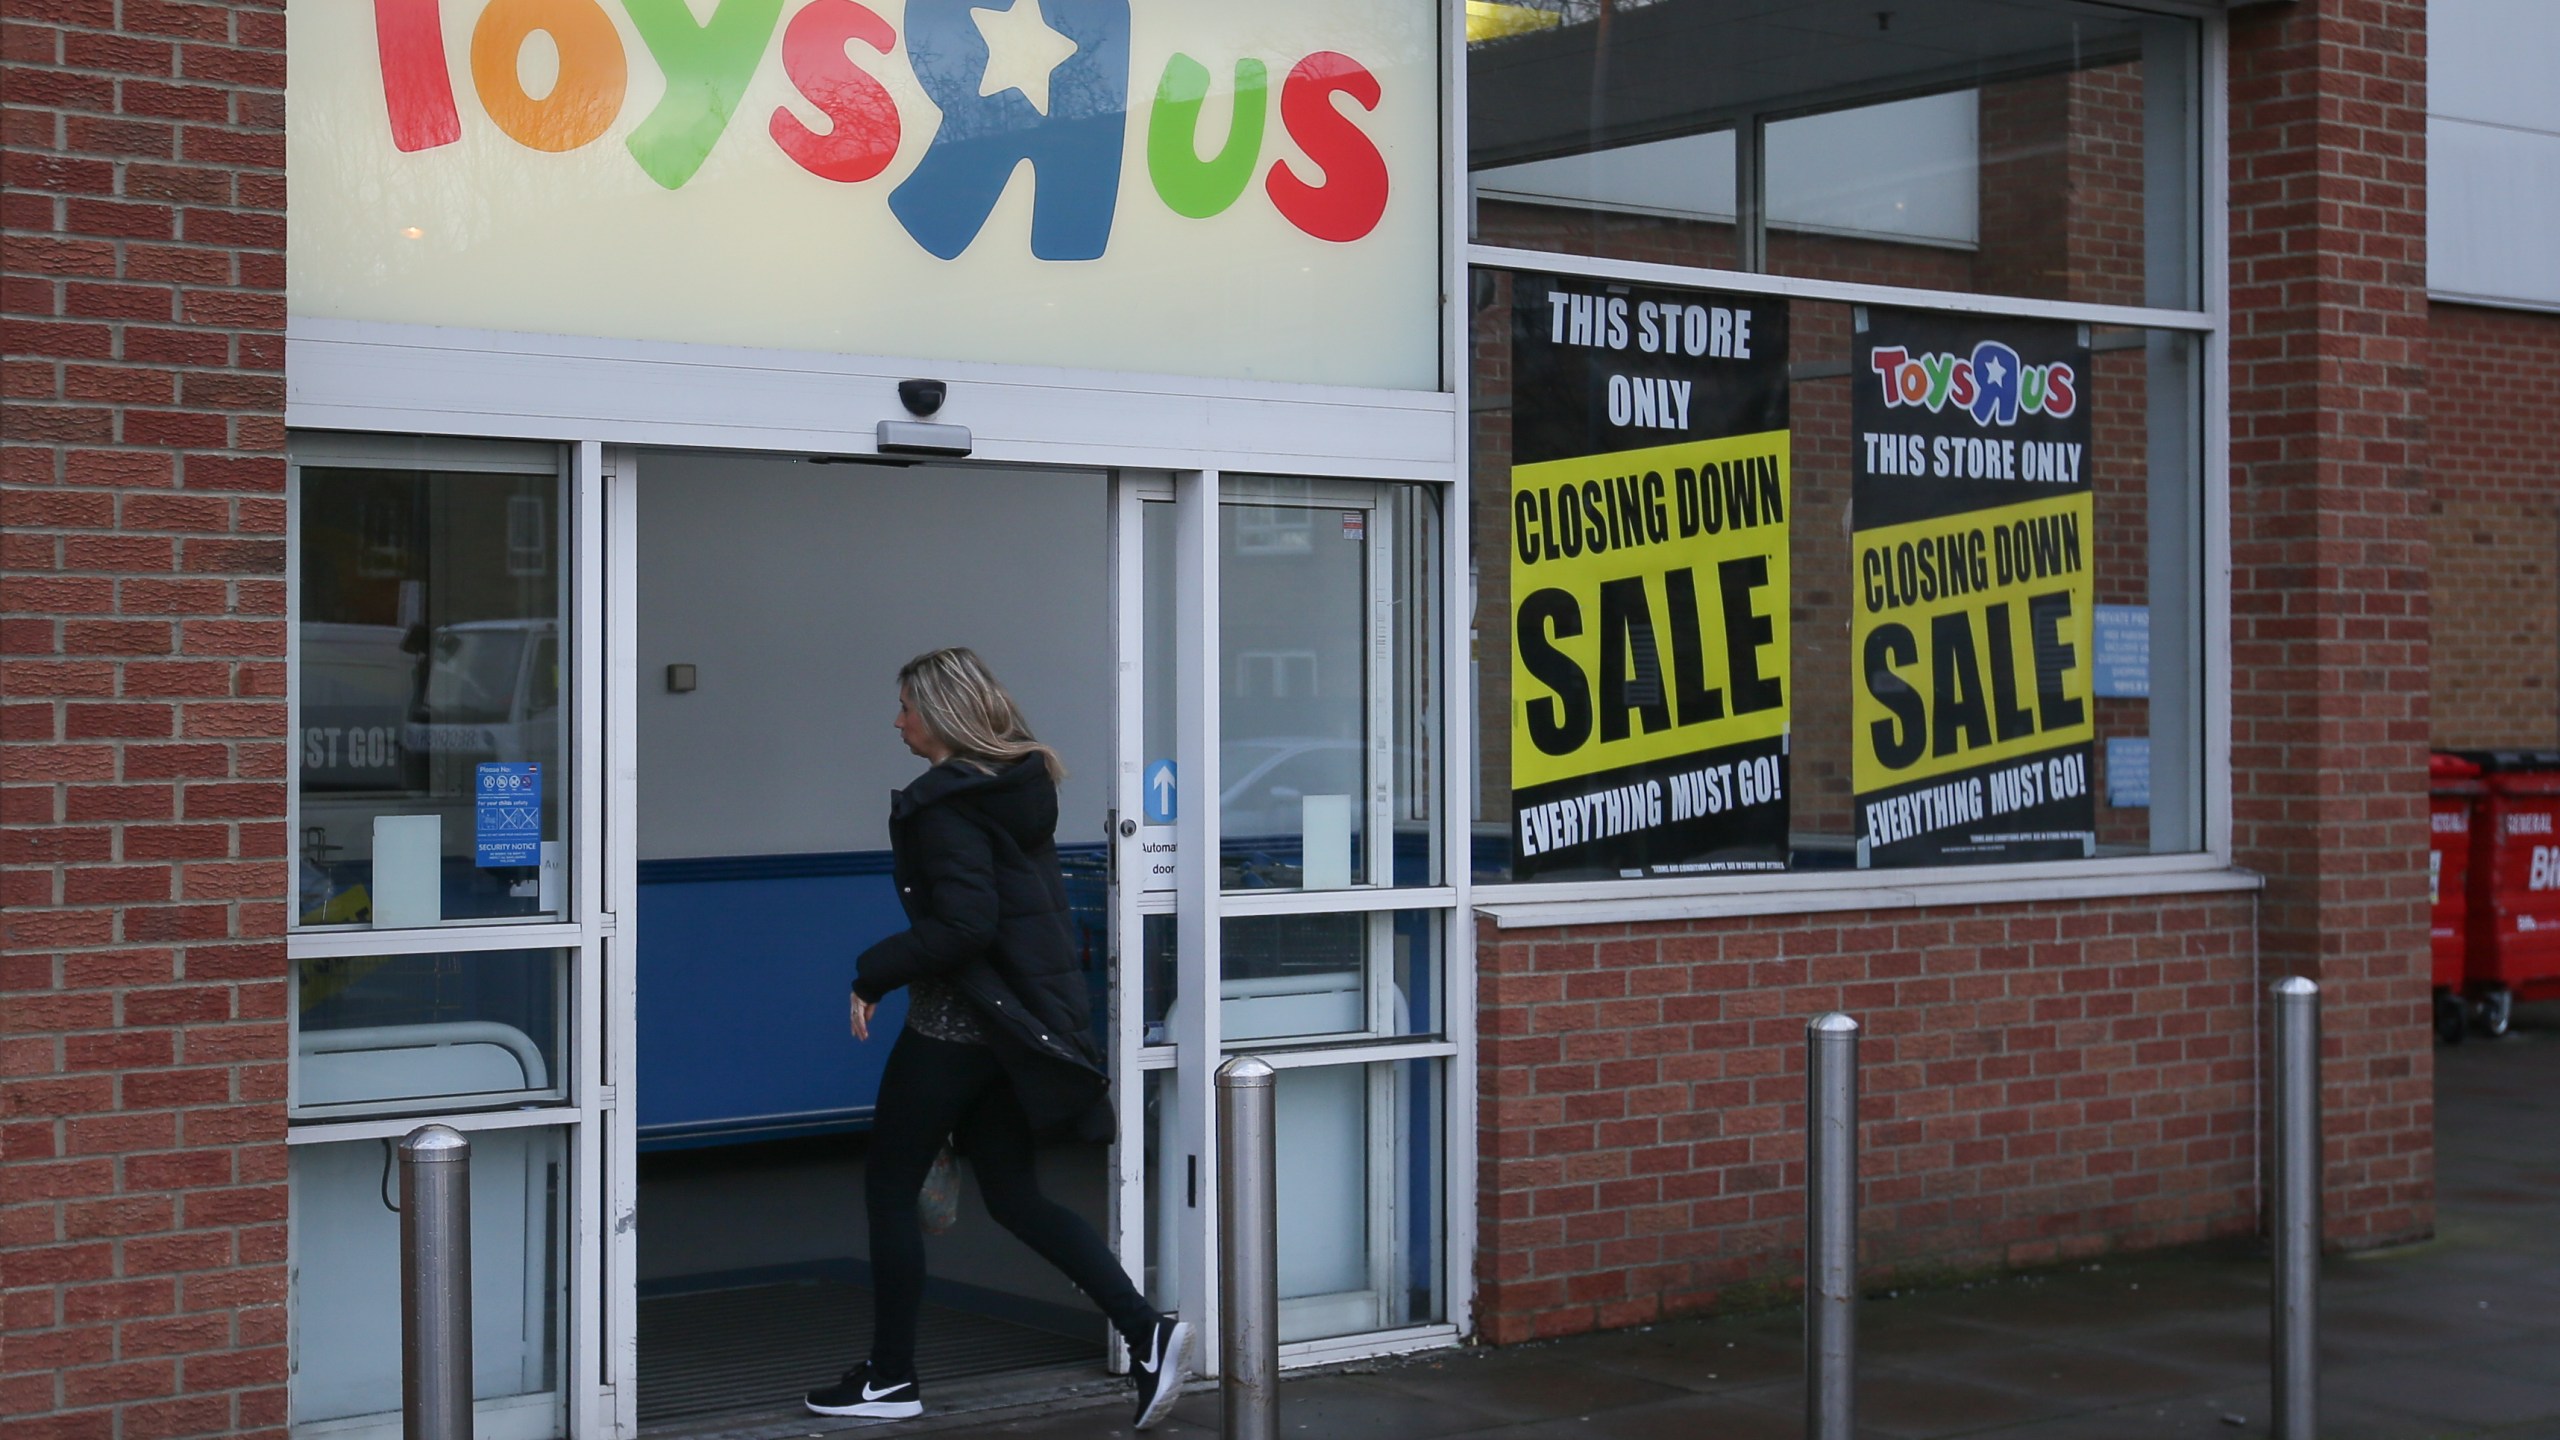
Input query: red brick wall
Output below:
<box><xmin>2226</xmin><ymin>0</ymin><xmax>2432</xmax><ymax>1246</ymax></box>
<box><xmin>1</xmin><ymin>2</ymin><xmax>291</xmax><ymax>1435</ymax></box>
<box><xmin>2427</xmin><ymin>302</ymin><xmax>2560</xmax><ymax>751</ymax></box>
<box><xmin>1475</xmin><ymin>895</ymin><xmax>2260</xmax><ymax>1342</ymax></box>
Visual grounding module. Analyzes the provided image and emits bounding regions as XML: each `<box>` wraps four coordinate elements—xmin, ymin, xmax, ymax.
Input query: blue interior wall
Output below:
<box><xmin>635</xmin><ymin>852</ymin><xmax>906</xmax><ymax>1148</ymax></box>
<box><xmin>637</xmin><ymin>846</ymin><xmax>1110</xmax><ymax>1149</ymax></box>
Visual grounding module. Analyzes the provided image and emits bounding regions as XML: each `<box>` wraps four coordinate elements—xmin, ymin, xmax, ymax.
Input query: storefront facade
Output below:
<box><xmin>0</xmin><ymin>0</ymin><xmax>2486</xmax><ymax>1434</ymax></box>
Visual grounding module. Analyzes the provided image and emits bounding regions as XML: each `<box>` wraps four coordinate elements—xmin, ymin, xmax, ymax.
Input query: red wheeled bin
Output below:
<box><xmin>2430</xmin><ymin>754</ymin><xmax>2482</xmax><ymax>1043</ymax></box>
<box><xmin>2462</xmin><ymin>751</ymin><xmax>2560</xmax><ymax>1037</ymax></box>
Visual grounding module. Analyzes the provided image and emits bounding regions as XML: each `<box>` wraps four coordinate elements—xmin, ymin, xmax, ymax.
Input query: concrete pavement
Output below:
<box><xmin>673</xmin><ymin>1002</ymin><xmax>2560</xmax><ymax>1439</ymax></box>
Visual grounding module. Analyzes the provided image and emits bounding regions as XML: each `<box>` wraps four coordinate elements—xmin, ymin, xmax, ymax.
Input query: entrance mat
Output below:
<box><xmin>638</xmin><ymin>1278</ymin><xmax>1103</xmax><ymax>1424</ymax></box>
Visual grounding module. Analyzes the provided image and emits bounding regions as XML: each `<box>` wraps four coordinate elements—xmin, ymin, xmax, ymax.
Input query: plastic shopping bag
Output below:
<box><xmin>920</xmin><ymin>1144</ymin><xmax>961</xmax><ymax>1235</ymax></box>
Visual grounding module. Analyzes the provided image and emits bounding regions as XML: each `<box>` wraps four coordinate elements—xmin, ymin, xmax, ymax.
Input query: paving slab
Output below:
<box><xmin>1544</xmin><ymin>1324</ymin><xmax>1802</xmax><ymax>1392</ymax></box>
<box><xmin>1942</xmin><ymin>1341</ymin><xmax>2213</xmax><ymax>1408</ymax></box>
<box><xmin>657</xmin><ymin>1004</ymin><xmax>2560</xmax><ymax>1440</ymax></box>
<box><xmin>1356</xmin><ymin>1353</ymin><xmax>1694</xmax><ymax>1423</ymax></box>
<box><xmin>1160</xmin><ymin>1374</ymin><xmax>1508</xmax><ymax>1440</ymax></box>
<box><xmin>1448</xmin><ymin>1389</ymin><xmax>1807</xmax><ymax>1440</ymax></box>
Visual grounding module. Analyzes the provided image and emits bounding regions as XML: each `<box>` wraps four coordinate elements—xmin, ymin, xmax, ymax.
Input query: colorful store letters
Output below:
<box><xmin>367</xmin><ymin>0</ymin><xmax>1391</xmax><ymax>259</ymax></box>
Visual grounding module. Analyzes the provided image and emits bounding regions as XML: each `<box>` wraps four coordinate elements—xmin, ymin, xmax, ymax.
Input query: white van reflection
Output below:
<box><xmin>404</xmin><ymin>619</ymin><xmax>562</xmax><ymax>768</ymax></box>
<box><xmin>300</xmin><ymin>622</ymin><xmax>418</xmax><ymax>792</ymax></box>
<box><xmin>1219</xmin><ymin>737</ymin><xmax>1364</xmax><ymax>841</ymax></box>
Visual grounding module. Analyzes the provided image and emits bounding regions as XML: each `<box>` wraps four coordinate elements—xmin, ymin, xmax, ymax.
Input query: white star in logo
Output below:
<box><xmin>972</xmin><ymin>0</ymin><xmax>1078</xmax><ymax>117</ymax></box>
<box><xmin>1980</xmin><ymin>355</ymin><xmax>2007</xmax><ymax>388</ymax></box>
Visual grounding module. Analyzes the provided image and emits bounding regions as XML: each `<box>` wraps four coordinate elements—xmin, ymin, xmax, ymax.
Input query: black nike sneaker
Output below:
<box><xmin>1129</xmin><ymin>1314</ymin><xmax>1192</xmax><ymax>1430</ymax></box>
<box><xmin>805</xmin><ymin>1362</ymin><xmax>923</xmax><ymax>1419</ymax></box>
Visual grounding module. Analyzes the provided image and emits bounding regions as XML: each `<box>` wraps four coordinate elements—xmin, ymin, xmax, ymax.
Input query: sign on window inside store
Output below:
<box><xmin>2093</xmin><ymin>604</ymin><xmax>2149</xmax><ymax>699</ymax></box>
<box><xmin>2106</xmin><ymin>737</ymin><xmax>2150</xmax><ymax>811</ymax></box>
<box><xmin>1849</xmin><ymin>308</ymin><xmax>2096</xmax><ymax>867</ymax></box>
<box><xmin>1504</xmin><ymin>276</ymin><xmax>1793</xmax><ymax>880</ymax></box>
<box><xmin>475</xmin><ymin>761</ymin><xmax>544</xmax><ymax>868</ymax></box>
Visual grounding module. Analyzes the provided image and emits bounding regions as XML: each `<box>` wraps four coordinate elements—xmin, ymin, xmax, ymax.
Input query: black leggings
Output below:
<box><xmin>865</xmin><ymin>1030</ymin><xmax>1155</xmax><ymax>1375</ymax></box>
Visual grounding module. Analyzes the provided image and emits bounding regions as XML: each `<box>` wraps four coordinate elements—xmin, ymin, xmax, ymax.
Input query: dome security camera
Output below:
<box><xmin>898</xmin><ymin>379</ymin><xmax>947</xmax><ymax>417</ymax></box>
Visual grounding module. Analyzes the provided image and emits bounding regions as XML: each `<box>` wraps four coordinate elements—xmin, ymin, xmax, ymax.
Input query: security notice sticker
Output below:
<box><xmin>475</xmin><ymin>761</ymin><xmax>543</xmax><ymax>868</ymax></box>
<box><xmin>1509</xmin><ymin>276</ymin><xmax>1791</xmax><ymax>879</ymax></box>
<box><xmin>1851</xmin><ymin>307</ymin><xmax>2095</xmax><ymax>867</ymax></box>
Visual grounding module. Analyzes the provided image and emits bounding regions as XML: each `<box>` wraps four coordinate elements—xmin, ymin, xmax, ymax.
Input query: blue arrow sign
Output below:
<box><xmin>1143</xmin><ymin>759</ymin><xmax>1177</xmax><ymax>825</ymax></box>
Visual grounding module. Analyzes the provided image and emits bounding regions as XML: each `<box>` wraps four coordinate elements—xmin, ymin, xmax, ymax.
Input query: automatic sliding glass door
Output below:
<box><xmin>1119</xmin><ymin>470</ymin><xmax>1462</xmax><ymax>1370</ymax></box>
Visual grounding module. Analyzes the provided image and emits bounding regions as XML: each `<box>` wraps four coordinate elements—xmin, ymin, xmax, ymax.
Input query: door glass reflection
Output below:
<box><xmin>1219</xmin><ymin>911</ymin><xmax>1441</xmax><ymax>1044</ymax></box>
<box><xmin>293</xmin><ymin>947</ymin><xmax>567</xmax><ymax>1118</ymax></box>
<box><xmin>1220</xmin><ymin>496</ymin><xmax>1368</xmax><ymax>889</ymax></box>
<box><xmin>298</xmin><ymin>462</ymin><xmax>569</xmax><ymax>928</ymax></box>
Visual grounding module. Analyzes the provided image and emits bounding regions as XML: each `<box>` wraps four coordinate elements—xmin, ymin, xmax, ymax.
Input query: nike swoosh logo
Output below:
<box><xmin>863</xmin><ymin>1381</ymin><xmax>909</xmax><ymax>1401</ymax></box>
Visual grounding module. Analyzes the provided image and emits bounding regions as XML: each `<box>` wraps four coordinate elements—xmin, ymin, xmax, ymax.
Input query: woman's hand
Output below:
<box><xmin>850</xmin><ymin>994</ymin><xmax>876</xmax><ymax>1042</ymax></box>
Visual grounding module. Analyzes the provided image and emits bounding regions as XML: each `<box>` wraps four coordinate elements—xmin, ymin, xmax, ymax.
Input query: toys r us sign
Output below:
<box><xmin>290</xmin><ymin>0</ymin><xmax>1442</xmax><ymax>388</ymax></box>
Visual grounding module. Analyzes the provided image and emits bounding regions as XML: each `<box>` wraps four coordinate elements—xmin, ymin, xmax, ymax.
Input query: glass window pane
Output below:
<box><xmin>294</xmin><ymin>947</ymin><xmax>568</xmax><ymax>1118</ymax></box>
<box><xmin>1466</xmin><ymin>2</ymin><xmax>2201</xmax><ymax>310</ymax></box>
<box><xmin>1141</xmin><ymin>911</ymin><xmax>1178</xmax><ymax>1048</ymax></box>
<box><xmin>1221</xmin><ymin>494</ymin><xmax>1366</xmax><ymax>889</ymax></box>
<box><xmin>1467</xmin><ymin>268</ymin><xmax>1797</xmax><ymax>882</ymax></box>
<box><xmin>1465</xmin><ymin>2</ymin><xmax>1739</xmax><ymax>266</ymax></box>
<box><xmin>1220</xmin><ymin>481</ymin><xmax>1442</xmax><ymax>891</ymax></box>
<box><xmin>1221</xmin><ymin>911</ymin><xmax>1441</xmax><ymax>1045</ymax></box>
<box><xmin>1389</xmin><ymin>485</ymin><xmax>1447</xmax><ymax>885</ymax></box>
<box><xmin>1799</xmin><ymin>313</ymin><xmax>2203</xmax><ymax>865</ymax></box>
<box><xmin>1474</xmin><ymin>129</ymin><xmax>1742</xmax><ymax>269</ymax></box>
<box><xmin>1142</xmin><ymin>1067</ymin><xmax>1178</xmax><ymax>1315</ymax></box>
<box><xmin>290</xmin><ymin>1127</ymin><xmax>568</xmax><ymax>1430</ymax></box>
<box><xmin>1469</xmin><ymin>279</ymin><xmax>2205</xmax><ymax>879</ymax></box>
<box><xmin>1144</xmin><ymin>499</ymin><xmax>1175</xmax><ymax>778</ymax></box>
<box><xmin>298</xmin><ymin>460</ymin><xmax>570</xmax><ymax>929</ymax></box>
<box><xmin>1268</xmin><ymin>1059</ymin><xmax>1444</xmax><ymax>1344</ymax></box>
<box><xmin>1765</xmin><ymin>14</ymin><xmax>2198</xmax><ymax>309</ymax></box>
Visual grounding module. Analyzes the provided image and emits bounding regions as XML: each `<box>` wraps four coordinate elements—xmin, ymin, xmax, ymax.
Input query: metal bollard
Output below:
<box><xmin>1805</xmin><ymin>1013</ymin><xmax>1860</xmax><ymax>1440</ymax></box>
<box><xmin>2270</xmin><ymin>977</ymin><xmax>2321</xmax><ymax>1440</ymax></box>
<box><xmin>400</xmin><ymin>1124</ymin><xmax>473</xmax><ymax>1440</ymax></box>
<box><xmin>1216</xmin><ymin>1056</ymin><xmax>1279</xmax><ymax>1440</ymax></box>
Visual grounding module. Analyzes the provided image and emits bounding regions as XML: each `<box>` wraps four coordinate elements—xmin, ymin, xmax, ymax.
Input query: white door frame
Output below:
<box><xmin>1145</xmin><ymin>470</ymin><xmax>1473</xmax><ymax>1377</ymax></box>
<box><xmin>288</xmin><ymin>339</ymin><xmax>1474</xmax><ymax>1435</ymax></box>
<box><xmin>599</xmin><ymin>446</ymin><xmax>641</xmax><ymax>1438</ymax></box>
<box><xmin>279</xmin><ymin>434</ymin><xmax>623</xmax><ymax>1440</ymax></box>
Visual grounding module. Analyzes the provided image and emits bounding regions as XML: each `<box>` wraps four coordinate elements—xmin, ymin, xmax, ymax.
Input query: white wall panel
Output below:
<box><xmin>2429</xmin><ymin>121</ymin><xmax>2560</xmax><ymax>311</ymax></box>
<box><xmin>287</xmin><ymin>321</ymin><xmax>1461</xmax><ymax>480</ymax></box>
<box><xmin>635</xmin><ymin>455</ymin><xmax>1111</xmax><ymax>859</ymax></box>
<box><xmin>2431</xmin><ymin>0</ymin><xmax>2560</xmax><ymax>131</ymax></box>
<box><xmin>2427</xmin><ymin>0</ymin><xmax>2560</xmax><ymax>309</ymax></box>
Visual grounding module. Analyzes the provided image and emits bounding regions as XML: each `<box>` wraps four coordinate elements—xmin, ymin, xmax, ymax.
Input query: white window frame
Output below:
<box><xmin>282</xmin><ymin>435</ymin><xmax>624</xmax><ymax>1439</ymax></box>
<box><xmin>1459</xmin><ymin>11</ymin><xmax>2245</xmax><ymax>928</ymax></box>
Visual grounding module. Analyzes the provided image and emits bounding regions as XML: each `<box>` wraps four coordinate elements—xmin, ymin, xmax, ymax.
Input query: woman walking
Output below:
<box><xmin>805</xmin><ymin>648</ymin><xmax>1191</xmax><ymax>1429</ymax></box>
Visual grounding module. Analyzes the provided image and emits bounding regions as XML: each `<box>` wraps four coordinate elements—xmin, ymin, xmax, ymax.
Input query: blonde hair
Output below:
<box><xmin>899</xmin><ymin>647</ymin><xmax>1066</xmax><ymax>781</ymax></box>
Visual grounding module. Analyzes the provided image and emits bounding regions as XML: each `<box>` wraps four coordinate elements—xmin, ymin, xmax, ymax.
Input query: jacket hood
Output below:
<box><xmin>893</xmin><ymin>754</ymin><xmax>1059</xmax><ymax>847</ymax></box>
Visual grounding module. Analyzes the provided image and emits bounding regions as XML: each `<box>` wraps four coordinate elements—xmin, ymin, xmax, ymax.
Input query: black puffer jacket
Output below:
<box><xmin>853</xmin><ymin>756</ymin><xmax>1107</xmax><ymax>1140</ymax></box>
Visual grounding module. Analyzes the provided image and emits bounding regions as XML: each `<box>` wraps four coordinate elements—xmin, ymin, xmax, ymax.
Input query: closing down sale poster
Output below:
<box><xmin>1851</xmin><ymin>307</ymin><xmax>2095</xmax><ymax>867</ymax></box>
<box><xmin>1509</xmin><ymin>277</ymin><xmax>1791</xmax><ymax>879</ymax></box>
